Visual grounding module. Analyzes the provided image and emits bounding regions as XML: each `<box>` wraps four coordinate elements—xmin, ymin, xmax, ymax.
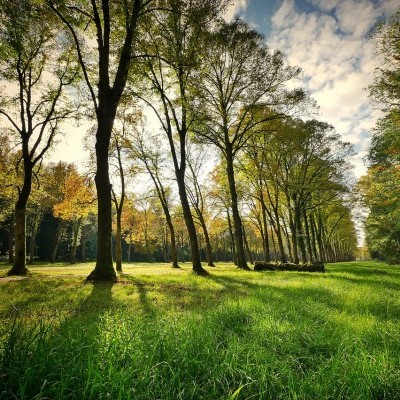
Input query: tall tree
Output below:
<box><xmin>192</xmin><ymin>20</ymin><xmax>305</xmax><ymax>269</ymax></box>
<box><xmin>110</xmin><ymin>106</ymin><xmax>139</xmax><ymax>272</ymax></box>
<box><xmin>129</xmin><ymin>128</ymin><xmax>180</xmax><ymax>268</ymax></box>
<box><xmin>368</xmin><ymin>7</ymin><xmax>400</xmax><ymax>112</ymax></box>
<box><xmin>48</xmin><ymin>0</ymin><xmax>153</xmax><ymax>280</ymax></box>
<box><xmin>0</xmin><ymin>0</ymin><xmax>77</xmax><ymax>275</ymax></box>
<box><xmin>186</xmin><ymin>144</ymin><xmax>216</xmax><ymax>266</ymax></box>
<box><xmin>135</xmin><ymin>0</ymin><xmax>230</xmax><ymax>274</ymax></box>
<box><xmin>359</xmin><ymin>7</ymin><xmax>400</xmax><ymax>263</ymax></box>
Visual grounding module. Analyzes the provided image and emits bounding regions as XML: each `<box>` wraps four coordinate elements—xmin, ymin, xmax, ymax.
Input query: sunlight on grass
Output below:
<box><xmin>1</xmin><ymin>260</ymin><xmax>400</xmax><ymax>399</ymax></box>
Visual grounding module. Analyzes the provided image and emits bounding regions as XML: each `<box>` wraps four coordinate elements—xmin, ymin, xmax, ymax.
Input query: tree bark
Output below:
<box><xmin>243</xmin><ymin>225</ymin><xmax>253</xmax><ymax>265</ymax></box>
<box><xmin>225</xmin><ymin>150</ymin><xmax>249</xmax><ymax>270</ymax></box>
<box><xmin>197</xmin><ymin>211</ymin><xmax>215</xmax><ymax>267</ymax></box>
<box><xmin>8</xmin><ymin>161</ymin><xmax>32</xmax><ymax>276</ymax></box>
<box><xmin>303</xmin><ymin>209</ymin><xmax>314</xmax><ymax>262</ymax></box>
<box><xmin>166</xmin><ymin>216</ymin><xmax>179</xmax><ymax>268</ymax></box>
<box><xmin>176</xmin><ymin>173</ymin><xmax>207</xmax><ymax>274</ymax></box>
<box><xmin>295</xmin><ymin>204</ymin><xmax>307</xmax><ymax>262</ymax></box>
<box><xmin>290</xmin><ymin>213</ymin><xmax>299</xmax><ymax>264</ymax></box>
<box><xmin>309</xmin><ymin>214</ymin><xmax>319</xmax><ymax>261</ymax></box>
<box><xmin>260</xmin><ymin>201</ymin><xmax>271</xmax><ymax>262</ymax></box>
<box><xmin>226</xmin><ymin>208</ymin><xmax>237</xmax><ymax>264</ymax></box>
<box><xmin>115</xmin><ymin>209</ymin><xmax>123</xmax><ymax>271</ymax></box>
<box><xmin>87</xmin><ymin>115</ymin><xmax>116</xmax><ymax>281</ymax></box>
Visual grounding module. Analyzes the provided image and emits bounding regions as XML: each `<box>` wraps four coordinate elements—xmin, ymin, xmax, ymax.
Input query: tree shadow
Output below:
<box><xmin>76</xmin><ymin>281</ymin><xmax>114</xmax><ymax>315</ymax></box>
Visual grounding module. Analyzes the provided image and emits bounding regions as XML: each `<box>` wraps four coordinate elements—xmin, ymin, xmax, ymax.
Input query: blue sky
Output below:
<box><xmin>224</xmin><ymin>0</ymin><xmax>399</xmax><ymax>177</ymax></box>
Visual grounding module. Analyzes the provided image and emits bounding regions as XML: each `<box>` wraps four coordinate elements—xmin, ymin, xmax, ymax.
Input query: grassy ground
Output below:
<box><xmin>0</xmin><ymin>261</ymin><xmax>399</xmax><ymax>399</ymax></box>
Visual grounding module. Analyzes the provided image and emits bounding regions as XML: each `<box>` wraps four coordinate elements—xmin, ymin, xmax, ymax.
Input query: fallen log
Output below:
<box><xmin>254</xmin><ymin>261</ymin><xmax>325</xmax><ymax>272</ymax></box>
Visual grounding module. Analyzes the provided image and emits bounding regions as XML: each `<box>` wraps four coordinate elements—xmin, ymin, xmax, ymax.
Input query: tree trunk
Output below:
<box><xmin>176</xmin><ymin>171</ymin><xmax>207</xmax><ymax>274</ymax></box>
<box><xmin>198</xmin><ymin>212</ymin><xmax>215</xmax><ymax>267</ymax></box>
<box><xmin>87</xmin><ymin>119</ymin><xmax>116</xmax><ymax>281</ymax></box>
<box><xmin>226</xmin><ymin>208</ymin><xmax>237</xmax><ymax>264</ymax></box>
<box><xmin>271</xmin><ymin>205</ymin><xmax>286</xmax><ymax>263</ymax></box>
<box><xmin>8</xmin><ymin>161</ymin><xmax>32</xmax><ymax>276</ymax></box>
<box><xmin>243</xmin><ymin>225</ymin><xmax>253</xmax><ymax>265</ymax></box>
<box><xmin>167</xmin><ymin>217</ymin><xmax>179</xmax><ymax>268</ymax></box>
<box><xmin>225</xmin><ymin>151</ymin><xmax>249</xmax><ymax>270</ymax></box>
<box><xmin>314</xmin><ymin>215</ymin><xmax>325</xmax><ymax>262</ymax></box>
<box><xmin>115</xmin><ymin>208</ymin><xmax>123</xmax><ymax>272</ymax></box>
<box><xmin>303</xmin><ymin>209</ymin><xmax>314</xmax><ymax>262</ymax></box>
<box><xmin>309</xmin><ymin>214</ymin><xmax>319</xmax><ymax>262</ymax></box>
<box><xmin>8</xmin><ymin>206</ymin><xmax>28</xmax><ymax>275</ymax></box>
<box><xmin>282</xmin><ymin>218</ymin><xmax>293</xmax><ymax>262</ymax></box>
<box><xmin>295</xmin><ymin>208</ymin><xmax>307</xmax><ymax>262</ymax></box>
<box><xmin>157</xmin><ymin>198</ymin><xmax>179</xmax><ymax>268</ymax></box>
<box><xmin>289</xmin><ymin>213</ymin><xmax>299</xmax><ymax>264</ymax></box>
<box><xmin>261</xmin><ymin>201</ymin><xmax>271</xmax><ymax>262</ymax></box>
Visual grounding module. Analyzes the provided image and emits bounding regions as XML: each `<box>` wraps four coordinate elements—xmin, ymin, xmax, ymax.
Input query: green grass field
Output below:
<box><xmin>0</xmin><ymin>261</ymin><xmax>399</xmax><ymax>399</ymax></box>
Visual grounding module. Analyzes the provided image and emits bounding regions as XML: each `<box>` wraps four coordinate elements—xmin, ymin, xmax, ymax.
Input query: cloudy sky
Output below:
<box><xmin>52</xmin><ymin>0</ymin><xmax>399</xmax><ymax>177</ymax></box>
<box><xmin>224</xmin><ymin>0</ymin><xmax>399</xmax><ymax>177</ymax></box>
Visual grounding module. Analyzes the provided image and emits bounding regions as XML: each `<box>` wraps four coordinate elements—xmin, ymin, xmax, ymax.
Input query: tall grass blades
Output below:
<box><xmin>0</xmin><ymin>261</ymin><xmax>399</xmax><ymax>399</ymax></box>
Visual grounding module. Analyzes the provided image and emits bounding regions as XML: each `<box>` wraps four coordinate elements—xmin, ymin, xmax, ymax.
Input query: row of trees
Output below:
<box><xmin>0</xmin><ymin>0</ymin><xmax>357</xmax><ymax>280</ymax></box>
<box><xmin>357</xmin><ymin>8</ymin><xmax>400</xmax><ymax>263</ymax></box>
<box><xmin>0</xmin><ymin>139</ymin><xmax>356</xmax><ymax>268</ymax></box>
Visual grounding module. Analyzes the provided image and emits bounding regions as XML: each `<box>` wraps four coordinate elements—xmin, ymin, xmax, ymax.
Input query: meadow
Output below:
<box><xmin>0</xmin><ymin>261</ymin><xmax>399</xmax><ymax>399</ymax></box>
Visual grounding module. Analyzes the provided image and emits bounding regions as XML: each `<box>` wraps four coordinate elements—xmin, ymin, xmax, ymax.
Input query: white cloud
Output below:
<box><xmin>223</xmin><ymin>0</ymin><xmax>248</xmax><ymax>21</ymax></box>
<box><xmin>268</xmin><ymin>0</ymin><xmax>398</xmax><ymax>178</ymax></box>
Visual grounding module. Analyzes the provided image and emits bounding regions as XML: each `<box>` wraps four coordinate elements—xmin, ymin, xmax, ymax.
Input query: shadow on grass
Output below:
<box><xmin>76</xmin><ymin>281</ymin><xmax>114</xmax><ymax>315</ymax></box>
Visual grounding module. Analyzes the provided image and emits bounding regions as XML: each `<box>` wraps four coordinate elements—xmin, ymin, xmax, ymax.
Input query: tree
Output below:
<box><xmin>110</xmin><ymin>106</ymin><xmax>140</xmax><ymax>272</ymax></box>
<box><xmin>191</xmin><ymin>19</ymin><xmax>305</xmax><ymax>269</ymax></box>
<box><xmin>186</xmin><ymin>144</ymin><xmax>216</xmax><ymax>266</ymax></box>
<box><xmin>129</xmin><ymin>128</ymin><xmax>180</xmax><ymax>268</ymax></box>
<box><xmin>208</xmin><ymin>162</ymin><xmax>237</xmax><ymax>263</ymax></box>
<box><xmin>359</xmin><ymin>6</ymin><xmax>400</xmax><ymax>263</ymax></box>
<box><xmin>357</xmin><ymin>125</ymin><xmax>400</xmax><ymax>263</ymax></box>
<box><xmin>48</xmin><ymin>0</ymin><xmax>153</xmax><ymax>281</ymax></box>
<box><xmin>241</xmin><ymin>114</ymin><xmax>355</xmax><ymax>264</ymax></box>
<box><xmin>369</xmin><ymin>7</ymin><xmax>400</xmax><ymax>112</ymax></box>
<box><xmin>0</xmin><ymin>0</ymin><xmax>77</xmax><ymax>275</ymax></box>
<box><xmin>135</xmin><ymin>0</ymin><xmax>230</xmax><ymax>274</ymax></box>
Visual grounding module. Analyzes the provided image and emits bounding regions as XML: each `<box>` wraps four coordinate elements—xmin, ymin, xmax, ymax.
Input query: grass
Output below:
<box><xmin>0</xmin><ymin>261</ymin><xmax>399</xmax><ymax>399</ymax></box>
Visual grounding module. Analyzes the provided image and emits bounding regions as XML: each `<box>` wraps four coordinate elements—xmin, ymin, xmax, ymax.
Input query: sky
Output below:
<box><xmin>50</xmin><ymin>0</ymin><xmax>399</xmax><ymax>178</ymax></box>
<box><xmin>224</xmin><ymin>0</ymin><xmax>399</xmax><ymax>177</ymax></box>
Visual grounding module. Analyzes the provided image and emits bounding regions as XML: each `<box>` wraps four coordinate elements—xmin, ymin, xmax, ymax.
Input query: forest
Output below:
<box><xmin>0</xmin><ymin>0</ymin><xmax>381</xmax><ymax>281</ymax></box>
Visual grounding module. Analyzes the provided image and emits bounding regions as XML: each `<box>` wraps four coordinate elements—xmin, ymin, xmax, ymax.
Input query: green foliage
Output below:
<box><xmin>358</xmin><ymin>165</ymin><xmax>400</xmax><ymax>263</ymax></box>
<box><xmin>362</xmin><ymin>7</ymin><xmax>400</xmax><ymax>264</ymax></box>
<box><xmin>1</xmin><ymin>261</ymin><xmax>400</xmax><ymax>399</ymax></box>
<box><xmin>368</xmin><ymin>7</ymin><xmax>400</xmax><ymax>111</ymax></box>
